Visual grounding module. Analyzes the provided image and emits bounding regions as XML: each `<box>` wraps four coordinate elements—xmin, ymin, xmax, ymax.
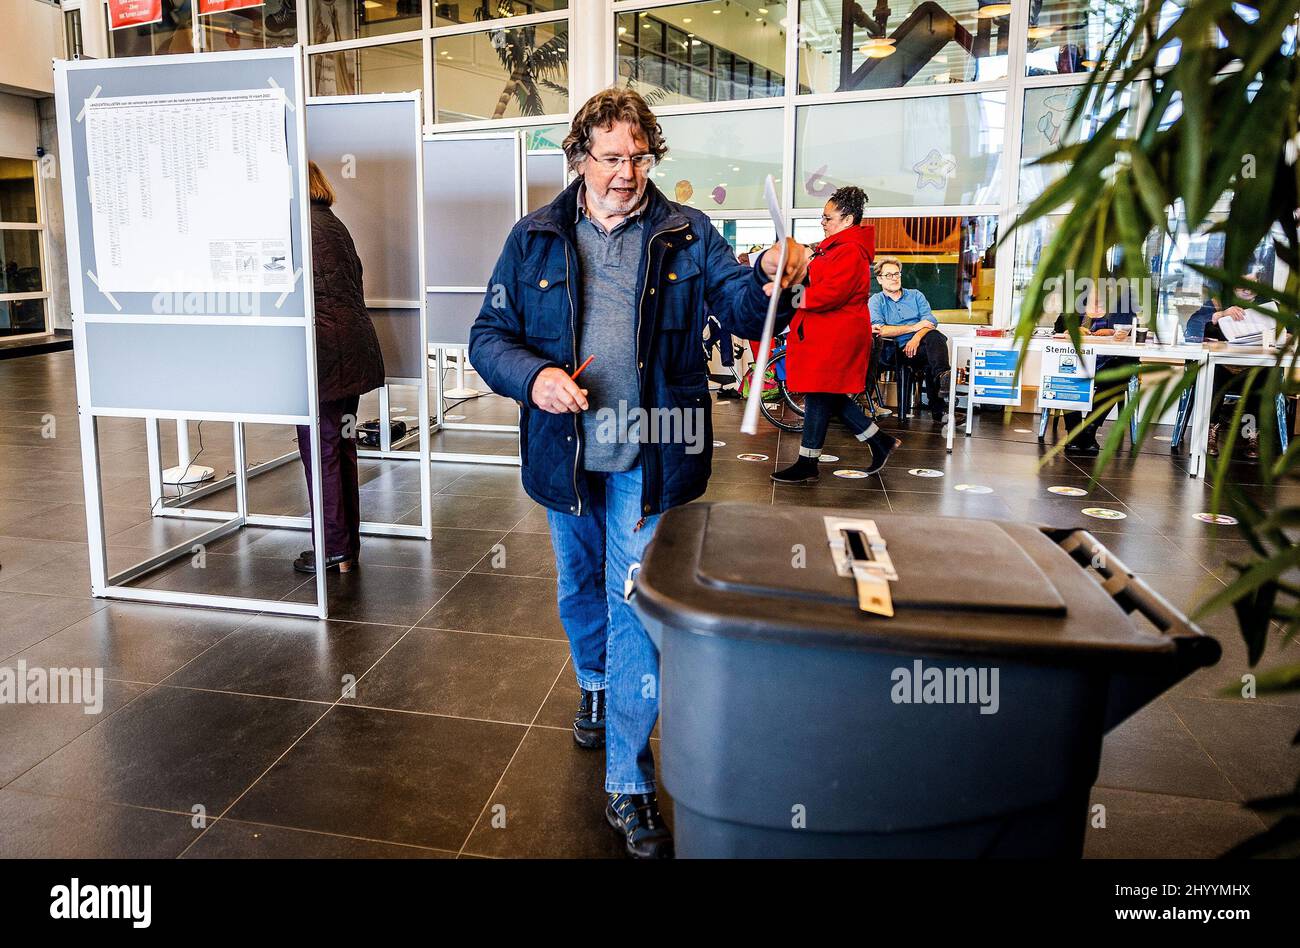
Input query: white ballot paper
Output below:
<box><xmin>741</xmin><ymin>175</ymin><xmax>788</xmax><ymax>435</ymax></box>
<box><xmin>84</xmin><ymin>88</ymin><xmax>296</xmax><ymax>295</ymax></box>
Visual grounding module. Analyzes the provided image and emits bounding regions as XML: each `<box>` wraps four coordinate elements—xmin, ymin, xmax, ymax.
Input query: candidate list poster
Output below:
<box><xmin>83</xmin><ymin>88</ymin><xmax>296</xmax><ymax>296</ymax></box>
<box><xmin>1038</xmin><ymin>341</ymin><xmax>1097</xmax><ymax>411</ymax></box>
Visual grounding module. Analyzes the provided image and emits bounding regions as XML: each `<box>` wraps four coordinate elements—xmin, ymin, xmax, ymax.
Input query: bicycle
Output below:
<box><xmin>704</xmin><ymin>317</ymin><xmax>888</xmax><ymax>433</ymax></box>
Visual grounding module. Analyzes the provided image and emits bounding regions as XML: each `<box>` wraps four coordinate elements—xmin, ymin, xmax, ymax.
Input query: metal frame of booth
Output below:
<box><xmin>57</xmin><ymin>47</ymin><xmax>333</xmax><ymax>618</ymax></box>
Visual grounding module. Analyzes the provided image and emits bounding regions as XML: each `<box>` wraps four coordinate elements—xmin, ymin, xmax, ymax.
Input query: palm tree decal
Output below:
<box><xmin>474</xmin><ymin>1</ymin><xmax>569</xmax><ymax>119</ymax></box>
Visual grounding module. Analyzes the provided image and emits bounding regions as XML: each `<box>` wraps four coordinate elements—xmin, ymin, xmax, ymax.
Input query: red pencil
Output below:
<box><xmin>571</xmin><ymin>355</ymin><xmax>595</xmax><ymax>380</ymax></box>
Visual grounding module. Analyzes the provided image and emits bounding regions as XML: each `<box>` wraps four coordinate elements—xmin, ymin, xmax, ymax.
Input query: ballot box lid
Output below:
<box><xmin>632</xmin><ymin>502</ymin><xmax>1198</xmax><ymax>663</ymax></box>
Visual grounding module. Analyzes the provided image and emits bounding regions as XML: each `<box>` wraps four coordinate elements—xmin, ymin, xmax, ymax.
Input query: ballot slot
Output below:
<box><xmin>824</xmin><ymin>517</ymin><xmax>896</xmax><ymax>618</ymax></box>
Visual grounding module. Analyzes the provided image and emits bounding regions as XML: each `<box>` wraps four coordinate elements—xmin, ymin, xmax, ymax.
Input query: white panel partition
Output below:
<box><xmin>55</xmin><ymin>47</ymin><xmax>329</xmax><ymax>619</ymax></box>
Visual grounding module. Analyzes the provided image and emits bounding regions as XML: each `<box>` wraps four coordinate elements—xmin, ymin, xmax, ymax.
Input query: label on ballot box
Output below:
<box><xmin>971</xmin><ymin>347</ymin><xmax>1022</xmax><ymax>406</ymax></box>
<box><xmin>1038</xmin><ymin>342</ymin><xmax>1097</xmax><ymax>411</ymax></box>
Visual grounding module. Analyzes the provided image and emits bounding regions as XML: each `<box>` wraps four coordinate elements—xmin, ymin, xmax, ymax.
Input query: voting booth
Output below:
<box><xmin>422</xmin><ymin>130</ymin><xmax>567</xmax><ymax>466</ymax></box>
<box><xmin>55</xmin><ymin>47</ymin><xmax>337</xmax><ymax>618</ymax></box>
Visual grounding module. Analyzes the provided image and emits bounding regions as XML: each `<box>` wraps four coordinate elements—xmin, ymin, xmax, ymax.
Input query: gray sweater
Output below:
<box><xmin>574</xmin><ymin>209</ymin><xmax>644</xmax><ymax>472</ymax></box>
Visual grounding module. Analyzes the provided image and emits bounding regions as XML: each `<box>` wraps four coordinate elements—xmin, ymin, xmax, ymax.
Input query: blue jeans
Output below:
<box><xmin>546</xmin><ymin>465</ymin><xmax>661</xmax><ymax>794</ymax></box>
<box><xmin>801</xmin><ymin>392</ymin><xmax>875</xmax><ymax>451</ymax></box>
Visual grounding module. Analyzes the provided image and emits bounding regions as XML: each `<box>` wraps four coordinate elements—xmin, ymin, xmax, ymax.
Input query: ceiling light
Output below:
<box><xmin>1027</xmin><ymin>24</ymin><xmax>1061</xmax><ymax>39</ymax></box>
<box><xmin>362</xmin><ymin>0</ymin><xmax>381</xmax><ymax>7</ymax></box>
<box><xmin>618</xmin><ymin>26</ymin><xmax>627</xmax><ymax>34</ymax></box>
<box><xmin>861</xmin><ymin>44</ymin><xmax>895</xmax><ymax>58</ymax></box>
<box><xmin>976</xmin><ymin>2</ymin><xmax>1013</xmax><ymax>18</ymax></box>
<box><xmin>758</xmin><ymin>6</ymin><xmax>768</xmax><ymax>12</ymax></box>
<box><xmin>683</xmin><ymin>16</ymin><xmax>692</xmax><ymax>22</ymax></box>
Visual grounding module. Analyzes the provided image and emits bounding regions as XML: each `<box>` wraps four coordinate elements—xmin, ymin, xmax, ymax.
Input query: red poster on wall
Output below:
<box><xmin>197</xmin><ymin>0</ymin><xmax>266</xmax><ymax>14</ymax></box>
<box><xmin>107</xmin><ymin>0</ymin><xmax>163</xmax><ymax>29</ymax></box>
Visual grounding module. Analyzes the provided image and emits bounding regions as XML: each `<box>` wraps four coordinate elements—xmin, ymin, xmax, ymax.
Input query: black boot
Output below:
<box><xmin>293</xmin><ymin>550</ymin><xmax>355</xmax><ymax>574</ymax></box>
<box><xmin>573</xmin><ymin>687</ymin><xmax>605</xmax><ymax>749</ymax></box>
<box><xmin>606</xmin><ymin>792</ymin><xmax>674</xmax><ymax>859</ymax></box>
<box><xmin>863</xmin><ymin>432</ymin><xmax>901</xmax><ymax>476</ymax></box>
<box><xmin>771</xmin><ymin>454</ymin><xmax>821</xmax><ymax>484</ymax></box>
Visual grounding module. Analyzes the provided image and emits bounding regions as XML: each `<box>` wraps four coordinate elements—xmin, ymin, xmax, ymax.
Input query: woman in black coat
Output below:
<box><xmin>294</xmin><ymin>161</ymin><xmax>386</xmax><ymax>574</ymax></box>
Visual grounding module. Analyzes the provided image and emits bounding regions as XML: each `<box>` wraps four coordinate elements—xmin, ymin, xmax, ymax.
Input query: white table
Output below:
<box><xmin>945</xmin><ymin>336</ymin><xmax>1212</xmax><ymax>476</ymax></box>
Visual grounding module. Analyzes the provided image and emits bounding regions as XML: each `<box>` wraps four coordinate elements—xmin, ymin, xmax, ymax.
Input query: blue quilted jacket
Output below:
<box><xmin>469</xmin><ymin>179</ymin><xmax>793</xmax><ymax>517</ymax></box>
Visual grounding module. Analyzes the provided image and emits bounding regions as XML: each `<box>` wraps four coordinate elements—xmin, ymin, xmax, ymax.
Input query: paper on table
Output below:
<box><xmin>741</xmin><ymin>175</ymin><xmax>788</xmax><ymax>435</ymax></box>
<box><xmin>84</xmin><ymin>88</ymin><xmax>296</xmax><ymax>296</ymax></box>
<box><xmin>1219</xmin><ymin>307</ymin><xmax>1276</xmax><ymax>345</ymax></box>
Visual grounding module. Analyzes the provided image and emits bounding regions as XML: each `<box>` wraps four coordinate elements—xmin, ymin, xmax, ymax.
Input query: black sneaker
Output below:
<box><xmin>715</xmin><ymin>387</ymin><xmax>743</xmax><ymax>401</ymax></box>
<box><xmin>771</xmin><ymin>455</ymin><xmax>820</xmax><ymax>484</ymax></box>
<box><xmin>1064</xmin><ymin>439</ymin><xmax>1100</xmax><ymax>458</ymax></box>
<box><xmin>606</xmin><ymin>792</ymin><xmax>674</xmax><ymax>859</ymax></box>
<box><xmin>573</xmin><ymin>688</ymin><xmax>605</xmax><ymax>749</ymax></box>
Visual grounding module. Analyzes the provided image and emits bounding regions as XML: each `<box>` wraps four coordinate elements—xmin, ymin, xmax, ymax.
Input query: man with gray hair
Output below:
<box><xmin>470</xmin><ymin>87</ymin><xmax>808</xmax><ymax>858</ymax></box>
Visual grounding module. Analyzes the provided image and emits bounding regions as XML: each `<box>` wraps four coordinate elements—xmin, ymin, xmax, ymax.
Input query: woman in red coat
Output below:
<box><xmin>772</xmin><ymin>186</ymin><xmax>899</xmax><ymax>483</ymax></box>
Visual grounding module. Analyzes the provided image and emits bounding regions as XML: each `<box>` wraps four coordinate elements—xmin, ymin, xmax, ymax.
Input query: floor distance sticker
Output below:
<box><xmin>1193</xmin><ymin>512</ymin><xmax>1239</xmax><ymax>525</ymax></box>
<box><xmin>1082</xmin><ymin>507</ymin><xmax>1127</xmax><ymax>520</ymax></box>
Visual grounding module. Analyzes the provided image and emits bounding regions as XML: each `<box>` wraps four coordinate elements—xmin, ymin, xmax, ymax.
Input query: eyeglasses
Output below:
<box><xmin>880</xmin><ymin>270</ymin><xmax>902</xmax><ymax>279</ymax></box>
<box><xmin>586</xmin><ymin>152</ymin><xmax>657</xmax><ymax>171</ymax></box>
<box><xmin>820</xmin><ymin>213</ymin><xmax>844</xmax><ymax>224</ymax></box>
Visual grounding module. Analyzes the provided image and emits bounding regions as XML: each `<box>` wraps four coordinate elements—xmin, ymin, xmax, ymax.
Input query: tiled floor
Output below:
<box><xmin>0</xmin><ymin>350</ymin><xmax>1297</xmax><ymax>858</ymax></box>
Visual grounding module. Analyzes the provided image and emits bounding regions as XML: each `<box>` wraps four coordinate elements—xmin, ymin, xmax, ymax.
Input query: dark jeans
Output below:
<box><xmin>297</xmin><ymin>394</ymin><xmax>362</xmax><ymax>559</ymax></box>
<box><xmin>802</xmin><ymin>393</ymin><xmax>875</xmax><ymax>451</ymax></box>
<box><xmin>1210</xmin><ymin>364</ymin><xmax>1262</xmax><ymax>427</ymax></box>
<box><xmin>1063</xmin><ymin>356</ymin><xmax>1134</xmax><ymax>443</ymax></box>
<box><xmin>882</xmin><ymin>331</ymin><xmax>951</xmax><ymax>417</ymax></box>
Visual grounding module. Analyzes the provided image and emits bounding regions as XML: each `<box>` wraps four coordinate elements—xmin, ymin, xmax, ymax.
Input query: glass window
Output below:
<box><xmin>309</xmin><ymin>0</ymin><xmax>418</xmax><ymax>41</ymax></box>
<box><xmin>1010</xmin><ymin>211</ymin><xmax>1068</xmax><ymax>327</ymax></box>
<box><xmin>203</xmin><ymin>1</ymin><xmax>298</xmax><ymax>51</ymax></box>
<box><xmin>0</xmin><ymin>230</ymin><xmax>44</xmax><ymax>294</ymax></box>
<box><xmin>0</xmin><ymin>158</ymin><xmax>38</xmax><ymax>224</ymax></box>
<box><xmin>794</xmin><ymin>214</ymin><xmax>998</xmax><ymax>326</ymax></box>
<box><xmin>434</xmin><ymin>22</ymin><xmax>568</xmax><ymax>123</ymax></box>
<box><xmin>1019</xmin><ymin>83</ymin><xmax>1136</xmax><ymax>205</ymax></box>
<box><xmin>795</xmin><ymin>93</ymin><xmax>1005</xmax><ymax>208</ymax></box>
<box><xmin>0</xmin><ymin>299</ymin><xmax>47</xmax><ymax>338</ymax></box>
<box><xmin>617</xmin><ymin>2</ymin><xmax>786</xmax><ymax>107</ymax></box>
<box><xmin>798</xmin><ymin>0</ymin><xmax>1009</xmax><ymax>94</ymax></box>
<box><xmin>713</xmin><ymin>218</ymin><xmax>778</xmax><ymax>257</ymax></box>
<box><xmin>655</xmin><ymin>108</ymin><xmax>783</xmax><ymax>212</ymax></box>
<box><xmin>109</xmin><ymin>0</ymin><xmax>194</xmax><ymax>56</ymax></box>
<box><xmin>434</xmin><ymin>0</ymin><xmax>565</xmax><ymax>28</ymax></box>
<box><xmin>311</xmin><ymin>40</ymin><xmax>423</xmax><ymax>96</ymax></box>
<box><xmin>1154</xmin><ymin>203</ymin><xmax>1277</xmax><ymax>342</ymax></box>
<box><xmin>1025</xmin><ymin>0</ymin><xmax>1143</xmax><ymax>77</ymax></box>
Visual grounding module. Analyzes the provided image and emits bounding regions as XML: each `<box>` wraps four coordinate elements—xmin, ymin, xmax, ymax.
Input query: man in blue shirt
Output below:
<box><xmin>868</xmin><ymin>255</ymin><xmax>953</xmax><ymax>421</ymax></box>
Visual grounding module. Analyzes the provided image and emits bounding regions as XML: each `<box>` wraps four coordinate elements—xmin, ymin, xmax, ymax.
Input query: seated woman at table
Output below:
<box><xmin>1052</xmin><ymin>304</ymin><xmax>1139</xmax><ymax>457</ymax></box>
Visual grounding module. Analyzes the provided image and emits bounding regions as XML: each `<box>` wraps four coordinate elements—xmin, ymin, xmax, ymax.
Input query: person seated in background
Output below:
<box><xmin>1052</xmin><ymin>302</ymin><xmax>1140</xmax><ymax>457</ymax></box>
<box><xmin>869</xmin><ymin>256</ymin><xmax>954</xmax><ymax>422</ymax></box>
<box><xmin>1185</xmin><ymin>271</ymin><xmax>1278</xmax><ymax>459</ymax></box>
